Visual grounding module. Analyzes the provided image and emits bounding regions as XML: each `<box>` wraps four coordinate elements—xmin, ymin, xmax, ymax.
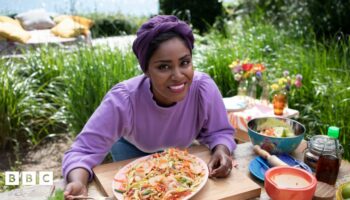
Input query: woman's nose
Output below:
<box><xmin>171</xmin><ymin>67</ymin><xmax>184</xmax><ymax>79</ymax></box>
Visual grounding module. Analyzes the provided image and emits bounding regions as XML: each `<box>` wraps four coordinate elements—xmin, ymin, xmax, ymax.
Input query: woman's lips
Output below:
<box><xmin>169</xmin><ymin>83</ymin><xmax>185</xmax><ymax>93</ymax></box>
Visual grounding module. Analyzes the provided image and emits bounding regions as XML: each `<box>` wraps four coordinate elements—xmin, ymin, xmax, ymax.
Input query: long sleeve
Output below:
<box><xmin>196</xmin><ymin>75</ymin><xmax>237</xmax><ymax>153</ymax></box>
<box><xmin>62</xmin><ymin>85</ymin><xmax>133</xmax><ymax>181</ymax></box>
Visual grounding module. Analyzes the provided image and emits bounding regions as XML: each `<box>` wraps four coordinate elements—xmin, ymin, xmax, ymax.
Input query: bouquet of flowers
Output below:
<box><xmin>269</xmin><ymin>70</ymin><xmax>303</xmax><ymax>115</ymax></box>
<box><xmin>229</xmin><ymin>59</ymin><xmax>266</xmax><ymax>82</ymax></box>
<box><xmin>228</xmin><ymin>59</ymin><xmax>266</xmax><ymax>97</ymax></box>
<box><xmin>270</xmin><ymin>70</ymin><xmax>303</xmax><ymax>94</ymax></box>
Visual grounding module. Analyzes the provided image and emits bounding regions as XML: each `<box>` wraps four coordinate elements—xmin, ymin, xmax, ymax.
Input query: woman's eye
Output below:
<box><xmin>158</xmin><ymin>64</ymin><xmax>170</xmax><ymax>70</ymax></box>
<box><xmin>181</xmin><ymin>60</ymin><xmax>191</xmax><ymax>67</ymax></box>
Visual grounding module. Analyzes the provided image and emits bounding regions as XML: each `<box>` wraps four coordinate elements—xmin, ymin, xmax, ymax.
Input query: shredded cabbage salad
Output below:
<box><xmin>114</xmin><ymin>148</ymin><xmax>207</xmax><ymax>200</ymax></box>
<box><xmin>257</xmin><ymin>118</ymin><xmax>295</xmax><ymax>137</ymax></box>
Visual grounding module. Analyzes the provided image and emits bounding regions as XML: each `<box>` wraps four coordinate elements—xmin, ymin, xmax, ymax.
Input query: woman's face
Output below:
<box><xmin>146</xmin><ymin>37</ymin><xmax>193</xmax><ymax>106</ymax></box>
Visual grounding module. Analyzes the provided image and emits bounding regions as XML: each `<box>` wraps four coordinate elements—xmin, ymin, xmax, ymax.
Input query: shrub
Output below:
<box><xmin>91</xmin><ymin>18</ymin><xmax>138</xmax><ymax>38</ymax></box>
<box><xmin>159</xmin><ymin>0</ymin><xmax>224</xmax><ymax>34</ymax></box>
<box><xmin>235</xmin><ymin>0</ymin><xmax>350</xmax><ymax>39</ymax></box>
<box><xmin>307</xmin><ymin>0</ymin><xmax>350</xmax><ymax>38</ymax></box>
<box><xmin>82</xmin><ymin>13</ymin><xmax>147</xmax><ymax>38</ymax></box>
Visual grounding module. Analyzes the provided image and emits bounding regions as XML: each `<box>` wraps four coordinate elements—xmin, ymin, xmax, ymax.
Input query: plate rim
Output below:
<box><xmin>223</xmin><ymin>97</ymin><xmax>248</xmax><ymax>112</ymax></box>
<box><xmin>112</xmin><ymin>152</ymin><xmax>209</xmax><ymax>200</ymax></box>
<box><xmin>249</xmin><ymin>157</ymin><xmax>267</xmax><ymax>181</ymax></box>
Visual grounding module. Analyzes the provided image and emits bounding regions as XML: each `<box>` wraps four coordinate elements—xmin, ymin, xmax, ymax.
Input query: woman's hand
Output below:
<box><xmin>64</xmin><ymin>181</ymin><xmax>88</xmax><ymax>200</ymax></box>
<box><xmin>64</xmin><ymin>168</ymin><xmax>89</xmax><ymax>200</ymax></box>
<box><xmin>208</xmin><ymin>144</ymin><xmax>233</xmax><ymax>178</ymax></box>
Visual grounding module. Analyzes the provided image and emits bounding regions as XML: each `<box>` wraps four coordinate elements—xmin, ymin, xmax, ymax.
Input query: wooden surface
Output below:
<box><xmin>313</xmin><ymin>181</ymin><xmax>337</xmax><ymax>200</ymax></box>
<box><xmin>92</xmin><ymin>142</ymin><xmax>350</xmax><ymax>200</ymax></box>
<box><xmin>3</xmin><ymin>142</ymin><xmax>349</xmax><ymax>200</ymax></box>
<box><xmin>93</xmin><ymin>145</ymin><xmax>261</xmax><ymax>200</ymax></box>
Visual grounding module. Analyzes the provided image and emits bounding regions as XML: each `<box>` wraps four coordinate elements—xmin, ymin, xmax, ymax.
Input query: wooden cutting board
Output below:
<box><xmin>93</xmin><ymin>145</ymin><xmax>261</xmax><ymax>200</ymax></box>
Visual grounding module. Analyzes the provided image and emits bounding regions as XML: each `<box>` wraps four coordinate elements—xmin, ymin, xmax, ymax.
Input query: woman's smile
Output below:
<box><xmin>169</xmin><ymin>83</ymin><xmax>186</xmax><ymax>93</ymax></box>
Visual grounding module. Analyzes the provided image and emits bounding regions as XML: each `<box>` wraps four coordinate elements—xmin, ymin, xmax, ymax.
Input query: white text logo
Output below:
<box><xmin>5</xmin><ymin>171</ymin><xmax>53</xmax><ymax>186</ymax></box>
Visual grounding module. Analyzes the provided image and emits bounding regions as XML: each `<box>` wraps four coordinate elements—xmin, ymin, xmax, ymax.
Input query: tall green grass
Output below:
<box><xmin>0</xmin><ymin>45</ymin><xmax>139</xmax><ymax>150</ymax></box>
<box><xmin>195</xmin><ymin>17</ymin><xmax>350</xmax><ymax>160</ymax></box>
<box><xmin>0</xmin><ymin>58</ymin><xmax>42</xmax><ymax>148</ymax></box>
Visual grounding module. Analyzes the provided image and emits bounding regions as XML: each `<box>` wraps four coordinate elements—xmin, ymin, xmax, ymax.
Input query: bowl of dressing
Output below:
<box><xmin>265</xmin><ymin>166</ymin><xmax>317</xmax><ymax>200</ymax></box>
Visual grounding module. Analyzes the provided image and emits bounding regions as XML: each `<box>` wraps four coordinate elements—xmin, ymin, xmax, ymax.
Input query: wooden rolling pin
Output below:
<box><xmin>253</xmin><ymin>145</ymin><xmax>288</xmax><ymax>167</ymax></box>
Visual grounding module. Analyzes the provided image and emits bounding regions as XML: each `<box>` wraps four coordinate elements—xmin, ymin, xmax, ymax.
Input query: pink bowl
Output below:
<box><xmin>265</xmin><ymin>166</ymin><xmax>317</xmax><ymax>200</ymax></box>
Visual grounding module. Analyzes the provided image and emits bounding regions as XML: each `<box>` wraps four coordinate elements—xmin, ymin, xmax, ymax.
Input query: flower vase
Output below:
<box><xmin>259</xmin><ymin>83</ymin><xmax>270</xmax><ymax>106</ymax></box>
<box><xmin>237</xmin><ymin>80</ymin><xmax>248</xmax><ymax>102</ymax></box>
<box><xmin>237</xmin><ymin>80</ymin><xmax>248</xmax><ymax>96</ymax></box>
<box><xmin>247</xmin><ymin>78</ymin><xmax>257</xmax><ymax>99</ymax></box>
<box><xmin>273</xmin><ymin>91</ymin><xmax>288</xmax><ymax>115</ymax></box>
<box><xmin>247</xmin><ymin>78</ymin><xmax>257</xmax><ymax>106</ymax></box>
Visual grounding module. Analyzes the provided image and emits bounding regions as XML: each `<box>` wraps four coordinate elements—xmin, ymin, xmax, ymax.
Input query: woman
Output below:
<box><xmin>63</xmin><ymin>15</ymin><xmax>236</xmax><ymax>199</ymax></box>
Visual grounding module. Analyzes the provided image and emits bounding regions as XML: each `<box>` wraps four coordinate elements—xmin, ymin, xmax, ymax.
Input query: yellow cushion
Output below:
<box><xmin>0</xmin><ymin>16</ymin><xmax>22</xmax><ymax>27</ymax></box>
<box><xmin>51</xmin><ymin>18</ymin><xmax>87</xmax><ymax>38</ymax></box>
<box><xmin>54</xmin><ymin>15</ymin><xmax>93</xmax><ymax>29</ymax></box>
<box><xmin>0</xmin><ymin>22</ymin><xmax>31</xmax><ymax>43</ymax></box>
<box><xmin>71</xmin><ymin>16</ymin><xmax>93</xmax><ymax>29</ymax></box>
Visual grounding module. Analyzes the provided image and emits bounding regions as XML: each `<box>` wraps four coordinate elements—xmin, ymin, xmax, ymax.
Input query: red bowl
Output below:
<box><xmin>265</xmin><ymin>166</ymin><xmax>317</xmax><ymax>200</ymax></box>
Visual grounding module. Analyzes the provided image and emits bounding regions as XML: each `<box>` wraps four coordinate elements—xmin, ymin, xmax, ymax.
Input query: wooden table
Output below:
<box><xmin>3</xmin><ymin>142</ymin><xmax>348</xmax><ymax>200</ymax></box>
<box><xmin>87</xmin><ymin>141</ymin><xmax>350</xmax><ymax>200</ymax></box>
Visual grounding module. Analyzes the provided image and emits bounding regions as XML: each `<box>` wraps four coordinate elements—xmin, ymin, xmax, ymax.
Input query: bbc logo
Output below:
<box><xmin>5</xmin><ymin>171</ymin><xmax>53</xmax><ymax>186</ymax></box>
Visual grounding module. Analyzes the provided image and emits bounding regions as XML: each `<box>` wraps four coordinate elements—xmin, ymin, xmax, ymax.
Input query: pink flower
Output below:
<box><xmin>233</xmin><ymin>65</ymin><xmax>242</xmax><ymax>73</ymax></box>
<box><xmin>295</xmin><ymin>80</ymin><xmax>302</xmax><ymax>88</ymax></box>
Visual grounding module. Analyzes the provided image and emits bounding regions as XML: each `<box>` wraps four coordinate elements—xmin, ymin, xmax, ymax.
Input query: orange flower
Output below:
<box><xmin>254</xmin><ymin>63</ymin><xmax>265</xmax><ymax>72</ymax></box>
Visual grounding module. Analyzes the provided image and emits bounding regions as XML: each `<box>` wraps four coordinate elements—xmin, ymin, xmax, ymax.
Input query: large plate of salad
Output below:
<box><xmin>112</xmin><ymin>148</ymin><xmax>209</xmax><ymax>200</ymax></box>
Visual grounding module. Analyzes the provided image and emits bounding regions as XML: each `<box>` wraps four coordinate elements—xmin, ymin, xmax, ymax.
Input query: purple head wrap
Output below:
<box><xmin>132</xmin><ymin>15</ymin><xmax>194</xmax><ymax>72</ymax></box>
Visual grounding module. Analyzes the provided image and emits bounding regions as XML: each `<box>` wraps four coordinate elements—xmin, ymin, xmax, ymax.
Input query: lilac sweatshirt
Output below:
<box><xmin>62</xmin><ymin>71</ymin><xmax>236</xmax><ymax>180</ymax></box>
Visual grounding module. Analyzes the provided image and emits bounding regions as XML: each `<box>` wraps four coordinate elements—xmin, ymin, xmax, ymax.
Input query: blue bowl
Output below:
<box><xmin>247</xmin><ymin>117</ymin><xmax>306</xmax><ymax>154</ymax></box>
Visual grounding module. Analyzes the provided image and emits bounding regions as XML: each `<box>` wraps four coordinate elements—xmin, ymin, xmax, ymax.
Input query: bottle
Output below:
<box><xmin>304</xmin><ymin>135</ymin><xmax>332</xmax><ymax>171</ymax></box>
<box><xmin>315</xmin><ymin>126</ymin><xmax>341</xmax><ymax>185</ymax></box>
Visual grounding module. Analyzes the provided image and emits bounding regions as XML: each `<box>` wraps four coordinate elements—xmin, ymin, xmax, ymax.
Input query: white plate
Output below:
<box><xmin>112</xmin><ymin>151</ymin><xmax>209</xmax><ymax>200</ymax></box>
<box><xmin>223</xmin><ymin>97</ymin><xmax>248</xmax><ymax>111</ymax></box>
